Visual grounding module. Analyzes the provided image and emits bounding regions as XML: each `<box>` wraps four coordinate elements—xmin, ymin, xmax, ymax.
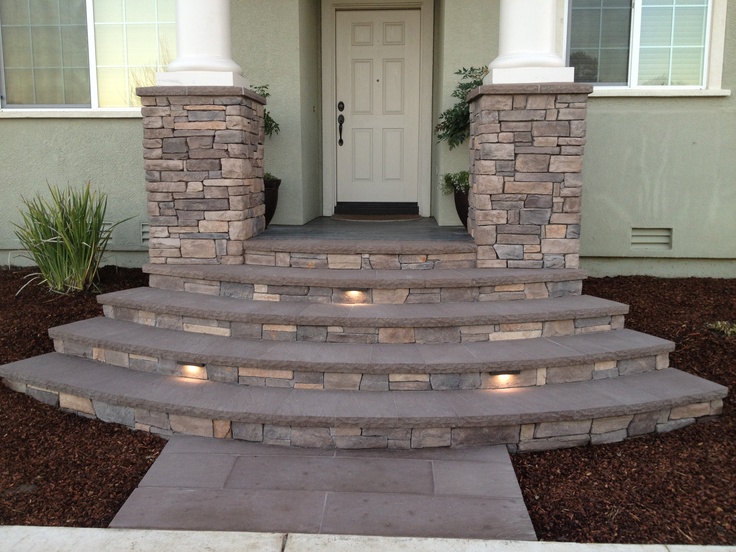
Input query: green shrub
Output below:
<box><xmin>706</xmin><ymin>321</ymin><xmax>736</xmax><ymax>337</ymax></box>
<box><xmin>13</xmin><ymin>183</ymin><xmax>128</xmax><ymax>294</ymax></box>
<box><xmin>251</xmin><ymin>84</ymin><xmax>280</xmax><ymax>138</ymax></box>
<box><xmin>440</xmin><ymin>171</ymin><xmax>470</xmax><ymax>195</ymax></box>
<box><xmin>435</xmin><ymin>67</ymin><xmax>487</xmax><ymax>149</ymax></box>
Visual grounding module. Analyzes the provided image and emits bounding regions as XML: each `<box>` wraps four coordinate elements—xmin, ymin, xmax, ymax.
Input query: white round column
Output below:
<box><xmin>157</xmin><ymin>0</ymin><xmax>248</xmax><ymax>87</ymax></box>
<box><xmin>485</xmin><ymin>0</ymin><xmax>574</xmax><ymax>84</ymax></box>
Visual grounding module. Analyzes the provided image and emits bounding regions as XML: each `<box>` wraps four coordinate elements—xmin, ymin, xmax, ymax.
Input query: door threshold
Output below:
<box><xmin>334</xmin><ymin>202</ymin><xmax>419</xmax><ymax>216</ymax></box>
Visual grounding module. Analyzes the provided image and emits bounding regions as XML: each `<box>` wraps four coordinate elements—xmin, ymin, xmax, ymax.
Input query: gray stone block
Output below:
<box><xmin>27</xmin><ymin>386</ymin><xmax>59</xmax><ymax>407</ymax></box>
<box><xmin>232</xmin><ymin>422</ymin><xmax>263</xmax><ymax>441</ymax></box>
<box><xmin>452</xmin><ymin>426</ymin><xmax>519</xmax><ymax>447</ymax></box>
<box><xmin>617</xmin><ymin>357</ymin><xmax>656</xmax><ymax>375</ymax></box>
<box><xmin>657</xmin><ymin>418</ymin><xmax>695</xmax><ymax>434</ymax></box>
<box><xmin>94</xmin><ymin>401</ymin><xmax>135</xmax><ymax>427</ymax></box>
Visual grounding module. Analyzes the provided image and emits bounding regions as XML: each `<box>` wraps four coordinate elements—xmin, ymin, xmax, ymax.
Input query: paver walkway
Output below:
<box><xmin>111</xmin><ymin>436</ymin><xmax>537</xmax><ymax>541</ymax></box>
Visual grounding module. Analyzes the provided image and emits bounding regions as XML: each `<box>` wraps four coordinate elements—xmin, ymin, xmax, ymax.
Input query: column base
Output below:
<box><xmin>485</xmin><ymin>67</ymin><xmax>575</xmax><ymax>85</ymax></box>
<box><xmin>156</xmin><ymin>71</ymin><xmax>249</xmax><ymax>88</ymax></box>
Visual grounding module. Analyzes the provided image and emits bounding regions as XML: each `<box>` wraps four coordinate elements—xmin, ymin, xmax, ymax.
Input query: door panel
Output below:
<box><xmin>335</xmin><ymin>10</ymin><xmax>420</xmax><ymax>206</ymax></box>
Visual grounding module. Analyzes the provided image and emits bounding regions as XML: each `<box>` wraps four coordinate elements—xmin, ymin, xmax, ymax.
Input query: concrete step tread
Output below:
<box><xmin>1</xmin><ymin>353</ymin><xmax>726</xmax><ymax>427</ymax></box>
<box><xmin>143</xmin><ymin>264</ymin><xmax>586</xmax><ymax>290</ymax></box>
<box><xmin>98</xmin><ymin>287</ymin><xmax>628</xmax><ymax>328</ymax></box>
<box><xmin>49</xmin><ymin>317</ymin><xmax>673</xmax><ymax>374</ymax></box>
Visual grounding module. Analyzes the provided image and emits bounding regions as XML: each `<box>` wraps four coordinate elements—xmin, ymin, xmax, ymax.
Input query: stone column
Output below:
<box><xmin>467</xmin><ymin>84</ymin><xmax>593</xmax><ymax>269</ymax></box>
<box><xmin>157</xmin><ymin>0</ymin><xmax>247</xmax><ymax>87</ymax></box>
<box><xmin>138</xmin><ymin>86</ymin><xmax>266</xmax><ymax>265</ymax></box>
<box><xmin>486</xmin><ymin>0</ymin><xmax>574</xmax><ymax>84</ymax></box>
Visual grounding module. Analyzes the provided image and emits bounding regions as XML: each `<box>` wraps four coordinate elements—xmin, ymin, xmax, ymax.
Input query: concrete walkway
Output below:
<box><xmin>110</xmin><ymin>436</ymin><xmax>536</xmax><ymax>541</ymax></box>
<box><xmin>3</xmin><ymin>527</ymin><xmax>735</xmax><ymax>552</ymax></box>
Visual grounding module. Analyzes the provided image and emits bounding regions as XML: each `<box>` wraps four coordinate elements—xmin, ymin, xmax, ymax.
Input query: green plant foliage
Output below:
<box><xmin>435</xmin><ymin>67</ymin><xmax>487</xmax><ymax>149</ymax></box>
<box><xmin>252</xmin><ymin>84</ymin><xmax>281</xmax><ymax>138</ymax></box>
<box><xmin>13</xmin><ymin>183</ymin><xmax>129</xmax><ymax>295</ymax></box>
<box><xmin>706</xmin><ymin>321</ymin><xmax>736</xmax><ymax>337</ymax></box>
<box><xmin>440</xmin><ymin>171</ymin><xmax>470</xmax><ymax>195</ymax></box>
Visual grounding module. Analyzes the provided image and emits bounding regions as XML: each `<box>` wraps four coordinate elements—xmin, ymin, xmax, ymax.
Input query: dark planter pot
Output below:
<box><xmin>264</xmin><ymin>178</ymin><xmax>281</xmax><ymax>227</ymax></box>
<box><xmin>454</xmin><ymin>189</ymin><xmax>469</xmax><ymax>229</ymax></box>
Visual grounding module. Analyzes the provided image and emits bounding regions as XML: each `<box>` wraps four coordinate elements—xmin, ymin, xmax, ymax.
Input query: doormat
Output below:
<box><xmin>332</xmin><ymin>214</ymin><xmax>423</xmax><ymax>222</ymax></box>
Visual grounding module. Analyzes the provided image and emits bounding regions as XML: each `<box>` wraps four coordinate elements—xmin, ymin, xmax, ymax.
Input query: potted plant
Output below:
<box><xmin>435</xmin><ymin>67</ymin><xmax>486</xmax><ymax>228</ymax></box>
<box><xmin>252</xmin><ymin>85</ymin><xmax>281</xmax><ymax>227</ymax></box>
<box><xmin>441</xmin><ymin>171</ymin><xmax>470</xmax><ymax>228</ymax></box>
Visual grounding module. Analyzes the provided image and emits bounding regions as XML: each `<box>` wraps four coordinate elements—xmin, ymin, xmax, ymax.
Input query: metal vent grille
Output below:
<box><xmin>140</xmin><ymin>223</ymin><xmax>150</xmax><ymax>246</ymax></box>
<box><xmin>631</xmin><ymin>228</ymin><xmax>672</xmax><ymax>250</ymax></box>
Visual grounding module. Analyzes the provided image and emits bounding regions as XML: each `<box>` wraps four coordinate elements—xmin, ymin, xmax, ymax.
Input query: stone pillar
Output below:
<box><xmin>138</xmin><ymin>86</ymin><xmax>266</xmax><ymax>265</ymax></box>
<box><xmin>467</xmin><ymin>84</ymin><xmax>593</xmax><ymax>270</ymax></box>
<box><xmin>157</xmin><ymin>0</ymin><xmax>247</xmax><ymax>87</ymax></box>
<box><xmin>486</xmin><ymin>0</ymin><xmax>574</xmax><ymax>84</ymax></box>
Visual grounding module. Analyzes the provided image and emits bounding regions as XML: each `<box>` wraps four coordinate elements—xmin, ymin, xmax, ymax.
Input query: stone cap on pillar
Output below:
<box><xmin>467</xmin><ymin>83</ymin><xmax>594</xmax><ymax>102</ymax></box>
<box><xmin>136</xmin><ymin>86</ymin><xmax>267</xmax><ymax>105</ymax></box>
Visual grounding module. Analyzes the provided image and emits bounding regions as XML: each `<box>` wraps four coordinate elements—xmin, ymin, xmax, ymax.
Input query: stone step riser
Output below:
<box><xmin>52</xmin><ymin>335</ymin><xmax>670</xmax><ymax>391</ymax></box>
<box><xmin>102</xmin><ymin>304</ymin><xmax>626</xmax><ymax>344</ymax></box>
<box><xmin>4</xmin><ymin>378</ymin><xmax>723</xmax><ymax>452</ymax></box>
<box><xmin>241</xmin><ymin>251</ymin><xmax>477</xmax><ymax>270</ymax></box>
<box><xmin>148</xmin><ymin>274</ymin><xmax>584</xmax><ymax>304</ymax></box>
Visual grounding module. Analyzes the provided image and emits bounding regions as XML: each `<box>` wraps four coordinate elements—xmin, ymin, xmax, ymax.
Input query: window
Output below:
<box><xmin>569</xmin><ymin>0</ymin><xmax>711</xmax><ymax>88</ymax></box>
<box><xmin>0</xmin><ymin>0</ymin><xmax>175</xmax><ymax>108</ymax></box>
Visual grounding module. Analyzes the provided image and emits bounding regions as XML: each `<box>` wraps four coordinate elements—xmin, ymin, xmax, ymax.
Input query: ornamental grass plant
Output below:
<box><xmin>13</xmin><ymin>183</ymin><xmax>127</xmax><ymax>295</ymax></box>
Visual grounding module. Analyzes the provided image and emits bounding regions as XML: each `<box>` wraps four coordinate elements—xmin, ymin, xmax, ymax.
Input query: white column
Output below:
<box><xmin>157</xmin><ymin>0</ymin><xmax>248</xmax><ymax>87</ymax></box>
<box><xmin>485</xmin><ymin>0</ymin><xmax>574</xmax><ymax>85</ymax></box>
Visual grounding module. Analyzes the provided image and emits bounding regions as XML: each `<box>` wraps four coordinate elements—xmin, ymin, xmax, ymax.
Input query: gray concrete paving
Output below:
<box><xmin>110</xmin><ymin>436</ymin><xmax>537</xmax><ymax>541</ymax></box>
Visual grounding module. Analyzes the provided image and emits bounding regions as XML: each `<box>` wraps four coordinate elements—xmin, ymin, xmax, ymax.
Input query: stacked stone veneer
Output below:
<box><xmin>137</xmin><ymin>86</ymin><xmax>266</xmax><ymax>265</ymax></box>
<box><xmin>467</xmin><ymin>84</ymin><xmax>593</xmax><ymax>269</ymax></box>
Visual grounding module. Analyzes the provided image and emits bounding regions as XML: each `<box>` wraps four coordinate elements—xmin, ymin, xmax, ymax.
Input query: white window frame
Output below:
<box><xmin>564</xmin><ymin>0</ymin><xmax>730</xmax><ymax>97</ymax></box>
<box><xmin>0</xmin><ymin>0</ymin><xmax>174</xmax><ymax>116</ymax></box>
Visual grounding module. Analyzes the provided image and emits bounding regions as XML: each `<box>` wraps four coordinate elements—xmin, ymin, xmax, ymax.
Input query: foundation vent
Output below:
<box><xmin>631</xmin><ymin>228</ymin><xmax>672</xmax><ymax>251</ymax></box>
<box><xmin>140</xmin><ymin>223</ymin><xmax>150</xmax><ymax>246</ymax></box>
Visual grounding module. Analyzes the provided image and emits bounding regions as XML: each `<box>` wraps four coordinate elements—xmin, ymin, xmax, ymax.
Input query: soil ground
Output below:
<box><xmin>0</xmin><ymin>267</ymin><xmax>733</xmax><ymax>544</ymax></box>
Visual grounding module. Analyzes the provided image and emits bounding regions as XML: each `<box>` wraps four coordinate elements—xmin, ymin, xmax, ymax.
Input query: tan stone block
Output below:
<box><xmin>474</xmin><ymin>160</ymin><xmax>497</xmax><ymax>175</ymax></box>
<box><xmin>520</xmin><ymin>424</ymin><xmax>535</xmax><ymax>441</ymax></box>
<box><xmin>516</xmin><ymin>154</ymin><xmax>550</xmax><ymax>172</ymax></box>
<box><xmin>536</xmin><ymin>368</ymin><xmax>547</xmax><ymax>386</ymax></box>
<box><xmin>495</xmin><ymin>284</ymin><xmax>525</xmax><ymax>292</ymax></box>
<box><xmin>213</xmin><ymin>420</ymin><xmax>232</xmax><ymax>439</ymax></box>
<box><xmin>489</xmin><ymin>330</ymin><xmax>542</xmax><ymax>341</ymax></box>
<box><xmin>323</xmin><ymin>373</ymin><xmax>362</xmax><ymax>390</ymax></box>
<box><xmin>535</xmin><ymin>419</ymin><xmax>591</xmax><ymax>438</ymax></box>
<box><xmin>373</xmin><ymin>289</ymin><xmax>409</xmax><ymax>304</ymax></box>
<box><xmin>239</xmin><ymin>367</ymin><xmax>294</xmax><ymax>379</ymax></box>
<box><xmin>328</xmin><ymin>254</ymin><xmax>362</xmax><ymax>269</ymax></box>
<box><xmin>169</xmin><ymin>414</ymin><xmax>214</xmax><ymax>437</ymax></box>
<box><xmin>541</xmin><ymin>238</ymin><xmax>579</xmax><ymax>254</ymax></box>
<box><xmin>499</xmin><ymin>322</ymin><xmax>543</xmax><ymax>332</ymax></box>
<box><xmin>389</xmin><ymin>373</ymin><xmax>430</xmax><ymax>382</ymax></box>
<box><xmin>222</xmin><ymin>158</ymin><xmax>253</xmax><ymax>179</ymax></box>
<box><xmin>411</xmin><ymin>428</ymin><xmax>451</xmax><ymax>448</ymax></box>
<box><xmin>545</xmin><ymin>225</ymin><xmax>568</xmax><ymax>239</ymax></box>
<box><xmin>670</xmin><ymin>402</ymin><xmax>711</xmax><ymax>420</ymax></box>
<box><xmin>183</xmin><ymin>282</ymin><xmax>220</xmax><ymax>295</ymax></box>
<box><xmin>331</xmin><ymin>427</ymin><xmax>362</xmax><ymax>437</ymax></box>
<box><xmin>592</xmin><ymin>415</ymin><xmax>634</xmax><ymax>434</ymax></box>
<box><xmin>175</xmin><ymin>121</ymin><xmax>227</xmax><ymax>130</ymax></box>
<box><xmin>656</xmin><ymin>353</ymin><xmax>670</xmax><ymax>370</ymax></box>
<box><xmin>474</xmin><ymin>175</ymin><xmax>504</xmax><ymax>194</ymax></box>
<box><xmin>59</xmin><ymin>393</ymin><xmax>95</xmax><ymax>416</ymax></box>
<box><xmin>550</xmin><ymin>156</ymin><xmax>583</xmax><ymax>173</ymax></box>
<box><xmin>505</xmin><ymin>181</ymin><xmax>553</xmax><ymax>194</ymax></box>
<box><xmin>199</xmin><ymin>220</ymin><xmax>229</xmax><ymax>233</ymax></box>
<box><xmin>182</xmin><ymin>323</ymin><xmax>231</xmax><ymax>337</ymax></box>
<box><xmin>476</xmin><ymin>210</ymin><xmax>508</xmax><ymax>225</ymax></box>
<box><xmin>181</xmin><ymin>239</ymin><xmax>216</xmax><ymax>258</ymax></box>
<box><xmin>378</xmin><ymin>327</ymin><xmax>416</xmax><ymax>343</ymax></box>
<box><xmin>595</xmin><ymin>360</ymin><xmax>617</xmax><ymax>371</ymax></box>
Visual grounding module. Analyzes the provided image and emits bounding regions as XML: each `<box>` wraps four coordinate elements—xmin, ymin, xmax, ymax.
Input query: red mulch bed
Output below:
<box><xmin>0</xmin><ymin>267</ymin><xmax>165</xmax><ymax>527</ymax></box>
<box><xmin>513</xmin><ymin>276</ymin><xmax>736</xmax><ymax>545</ymax></box>
<box><xmin>0</xmin><ymin>268</ymin><xmax>733</xmax><ymax>543</ymax></box>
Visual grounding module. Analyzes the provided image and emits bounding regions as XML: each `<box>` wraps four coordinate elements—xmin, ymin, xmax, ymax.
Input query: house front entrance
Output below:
<box><xmin>322</xmin><ymin>1</ymin><xmax>434</xmax><ymax>218</ymax></box>
<box><xmin>334</xmin><ymin>9</ymin><xmax>421</xmax><ymax>215</ymax></box>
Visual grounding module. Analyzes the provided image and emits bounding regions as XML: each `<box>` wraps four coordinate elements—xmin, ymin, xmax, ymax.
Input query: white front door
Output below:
<box><xmin>334</xmin><ymin>9</ymin><xmax>421</xmax><ymax>211</ymax></box>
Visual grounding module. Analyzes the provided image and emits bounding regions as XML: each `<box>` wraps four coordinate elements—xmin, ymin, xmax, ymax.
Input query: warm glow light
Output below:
<box><xmin>180</xmin><ymin>364</ymin><xmax>207</xmax><ymax>380</ymax></box>
<box><xmin>496</xmin><ymin>374</ymin><xmax>513</xmax><ymax>384</ymax></box>
<box><xmin>337</xmin><ymin>289</ymin><xmax>370</xmax><ymax>305</ymax></box>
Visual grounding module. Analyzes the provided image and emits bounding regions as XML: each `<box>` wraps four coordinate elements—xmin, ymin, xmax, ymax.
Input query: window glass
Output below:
<box><xmin>569</xmin><ymin>0</ymin><xmax>710</xmax><ymax>87</ymax></box>
<box><xmin>1</xmin><ymin>0</ymin><xmax>90</xmax><ymax>106</ymax></box>
<box><xmin>569</xmin><ymin>0</ymin><xmax>632</xmax><ymax>84</ymax></box>
<box><xmin>93</xmin><ymin>0</ymin><xmax>176</xmax><ymax>107</ymax></box>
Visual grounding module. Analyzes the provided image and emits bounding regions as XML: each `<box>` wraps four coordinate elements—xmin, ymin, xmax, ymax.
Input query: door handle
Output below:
<box><xmin>338</xmin><ymin>114</ymin><xmax>345</xmax><ymax>146</ymax></box>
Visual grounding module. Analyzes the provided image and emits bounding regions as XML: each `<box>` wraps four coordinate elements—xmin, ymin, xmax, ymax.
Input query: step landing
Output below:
<box><xmin>110</xmin><ymin>436</ymin><xmax>537</xmax><ymax>540</ymax></box>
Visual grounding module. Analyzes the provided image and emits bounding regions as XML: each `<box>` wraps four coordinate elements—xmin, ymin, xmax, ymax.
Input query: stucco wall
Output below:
<box><xmin>431</xmin><ymin>0</ymin><xmax>497</xmax><ymax>226</ymax></box>
<box><xmin>579</xmin><ymin>4</ymin><xmax>736</xmax><ymax>276</ymax></box>
<box><xmin>0</xmin><ymin>116</ymin><xmax>147</xmax><ymax>267</ymax></box>
<box><xmin>231</xmin><ymin>0</ymin><xmax>322</xmax><ymax>226</ymax></box>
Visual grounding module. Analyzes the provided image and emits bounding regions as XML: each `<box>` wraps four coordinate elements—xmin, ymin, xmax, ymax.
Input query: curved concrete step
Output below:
<box><xmin>98</xmin><ymin>287</ymin><xmax>628</xmax><ymax>343</ymax></box>
<box><xmin>144</xmin><ymin>264</ymin><xmax>586</xmax><ymax>304</ymax></box>
<box><xmin>1</xmin><ymin>353</ymin><xmax>725</xmax><ymax>451</ymax></box>
<box><xmin>49</xmin><ymin>317</ymin><xmax>674</xmax><ymax>390</ymax></box>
